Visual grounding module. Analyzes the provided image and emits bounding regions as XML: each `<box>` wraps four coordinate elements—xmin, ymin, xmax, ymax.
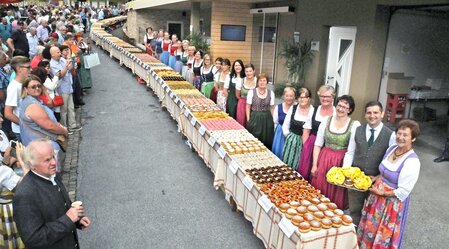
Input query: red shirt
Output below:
<box><xmin>162</xmin><ymin>40</ymin><xmax>170</xmax><ymax>51</ymax></box>
<box><xmin>30</xmin><ymin>56</ymin><xmax>42</xmax><ymax>70</ymax></box>
<box><xmin>169</xmin><ymin>44</ymin><xmax>178</xmax><ymax>56</ymax></box>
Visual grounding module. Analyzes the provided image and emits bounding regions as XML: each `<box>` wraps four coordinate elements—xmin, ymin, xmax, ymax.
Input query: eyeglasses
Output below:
<box><xmin>319</xmin><ymin>95</ymin><xmax>333</xmax><ymax>99</ymax></box>
<box><xmin>28</xmin><ymin>84</ymin><xmax>42</xmax><ymax>90</ymax></box>
<box><xmin>336</xmin><ymin>104</ymin><xmax>350</xmax><ymax>110</ymax></box>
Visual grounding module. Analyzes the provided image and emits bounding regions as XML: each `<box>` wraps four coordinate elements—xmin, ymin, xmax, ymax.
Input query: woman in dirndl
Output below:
<box><xmin>168</xmin><ymin>34</ymin><xmax>179</xmax><ymax>69</ymax></box>
<box><xmin>192</xmin><ymin>50</ymin><xmax>204</xmax><ymax>90</ymax></box>
<box><xmin>200</xmin><ymin>54</ymin><xmax>216</xmax><ymax>98</ymax></box>
<box><xmin>310</xmin><ymin>95</ymin><xmax>360</xmax><ymax>210</ymax></box>
<box><xmin>357</xmin><ymin>120</ymin><xmax>420</xmax><ymax>249</ymax></box>
<box><xmin>214</xmin><ymin>58</ymin><xmax>230</xmax><ymax>112</ymax></box>
<box><xmin>297</xmin><ymin>85</ymin><xmax>335</xmax><ymax>181</ymax></box>
<box><xmin>282</xmin><ymin>87</ymin><xmax>313</xmax><ymax>170</ymax></box>
<box><xmin>154</xmin><ymin>29</ymin><xmax>164</xmax><ymax>59</ymax></box>
<box><xmin>210</xmin><ymin>57</ymin><xmax>223</xmax><ymax>103</ymax></box>
<box><xmin>246</xmin><ymin>73</ymin><xmax>275</xmax><ymax>149</ymax></box>
<box><xmin>144</xmin><ymin>27</ymin><xmax>154</xmax><ymax>55</ymax></box>
<box><xmin>184</xmin><ymin>46</ymin><xmax>196</xmax><ymax>83</ymax></box>
<box><xmin>160</xmin><ymin>31</ymin><xmax>171</xmax><ymax>66</ymax></box>
<box><xmin>225</xmin><ymin>59</ymin><xmax>244</xmax><ymax>119</ymax></box>
<box><xmin>173</xmin><ymin>40</ymin><xmax>184</xmax><ymax>74</ymax></box>
<box><xmin>271</xmin><ymin>87</ymin><xmax>295</xmax><ymax>159</ymax></box>
<box><xmin>235</xmin><ymin>64</ymin><xmax>257</xmax><ymax>127</ymax></box>
<box><xmin>180</xmin><ymin>40</ymin><xmax>189</xmax><ymax>78</ymax></box>
<box><xmin>0</xmin><ymin>137</ymin><xmax>28</xmax><ymax>249</ymax></box>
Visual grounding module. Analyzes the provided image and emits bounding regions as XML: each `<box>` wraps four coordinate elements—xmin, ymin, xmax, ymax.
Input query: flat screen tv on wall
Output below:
<box><xmin>221</xmin><ymin>25</ymin><xmax>246</xmax><ymax>41</ymax></box>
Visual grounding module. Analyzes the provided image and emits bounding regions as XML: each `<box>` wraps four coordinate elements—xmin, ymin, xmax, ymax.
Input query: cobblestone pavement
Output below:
<box><xmin>61</xmin><ymin>108</ymin><xmax>82</xmax><ymax>201</ymax></box>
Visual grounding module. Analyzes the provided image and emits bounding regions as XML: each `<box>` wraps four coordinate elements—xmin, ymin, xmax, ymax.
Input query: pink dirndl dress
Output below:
<box><xmin>310</xmin><ymin>116</ymin><xmax>355</xmax><ymax>210</ymax></box>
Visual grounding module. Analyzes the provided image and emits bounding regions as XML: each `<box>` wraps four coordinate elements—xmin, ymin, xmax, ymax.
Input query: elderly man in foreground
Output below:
<box><xmin>13</xmin><ymin>140</ymin><xmax>91</xmax><ymax>249</ymax></box>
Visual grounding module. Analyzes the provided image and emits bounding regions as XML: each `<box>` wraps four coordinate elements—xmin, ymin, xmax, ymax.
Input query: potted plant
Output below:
<box><xmin>278</xmin><ymin>39</ymin><xmax>314</xmax><ymax>90</ymax></box>
<box><xmin>185</xmin><ymin>31</ymin><xmax>210</xmax><ymax>53</ymax></box>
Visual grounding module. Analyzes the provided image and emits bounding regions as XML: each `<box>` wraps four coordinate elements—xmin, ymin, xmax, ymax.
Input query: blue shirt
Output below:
<box><xmin>0</xmin><ymin>67</ymin><xmax>9</xmax><ymax>89</ymax></box>
<box><xmin>0</xmin><ymin>23</ymin><xmax>11</xmax><ymax>41</ymax></box>
<box><xmin>50</xmin><ymin>58</ymin><xmax>73</xmax><ymax>94</ymax></box>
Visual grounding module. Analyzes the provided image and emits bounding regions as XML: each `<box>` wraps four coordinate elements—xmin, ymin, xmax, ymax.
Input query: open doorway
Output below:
<box><xmin>167</xmin><ymin>22</ymin><xmax>183</xmax><ymax>39</ymax></box>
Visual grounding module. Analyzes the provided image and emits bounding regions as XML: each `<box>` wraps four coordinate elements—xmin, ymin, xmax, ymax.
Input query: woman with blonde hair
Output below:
<box><xmin>282</xmin><ymin>87</ymin><xmax>313</xmax><ymax>169</ymax></box>
<box><xmin>298</xmin><ymin>85</ymin><xmax>336</xmax><ymax>180</ymax></box>
<box><xmin>271</xmin><ymin>86</ymin><xmax>295</xmax><ymax>159</ymax></box>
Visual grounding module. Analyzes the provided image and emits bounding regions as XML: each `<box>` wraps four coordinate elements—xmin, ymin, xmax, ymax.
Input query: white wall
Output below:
<box><xmin>379</xmin><ymin>10</ymin><xmax>449</xmax><ymax>117</ymax></box>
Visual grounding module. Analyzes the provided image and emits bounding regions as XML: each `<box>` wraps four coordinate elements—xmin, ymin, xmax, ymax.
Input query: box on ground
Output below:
<box><xmin>387</xmin><ymin>72</ymin><xmax>414</xmax><ymax>94</ymax></box>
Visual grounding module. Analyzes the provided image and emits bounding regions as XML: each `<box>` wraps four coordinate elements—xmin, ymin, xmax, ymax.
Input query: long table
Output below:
<box><xmin>91</xmin><ymin>17</ymin><xmax>359</xmax><ymax>249</ymax></box>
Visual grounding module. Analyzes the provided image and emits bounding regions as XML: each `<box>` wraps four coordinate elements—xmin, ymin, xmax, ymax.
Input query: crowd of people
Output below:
<box><xmin>0</xmin><ymin>3</ymin><xmax>114</xmax><ymax>248</ymax></box>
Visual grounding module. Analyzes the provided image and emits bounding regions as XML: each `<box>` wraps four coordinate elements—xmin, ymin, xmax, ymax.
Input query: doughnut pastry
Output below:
<box><xmin>310</xmin><ymin>220</ymin><xmax>322</xmax><ymax>231</ymax></box>
<box><xmin>314</xmin><ymin>211</ymin><xmax>325</xmax><ymax>220</ymax></box>
<box><xmin>310</xmin><ymin>198</ymin><xmax>320</xmax><ymax>205</ymax></box>
<box><xmin>296</xmin><ymin>206</ymin><xmax>307</xmax><ymax>215</ymax></box>
<box><xmin>279</xmin><ymin>203</ymin><xmax>289</xmax><ymax>213</ymax></box>
<box><xmin>324</xmin><ymin>210</ymin><xmax>335</xmax><ymax>218</ymax></box>
<box><xmin>334</xmin><ymin>209</ymin><xmax>344</xmax><ymax>217</ymax></box>
<box><xmin>320</xmin><ymin>197</ymin><xmax>331</xmax><ymax>203</ymax></box>
<box><xmin>291</xmin><ymin>215</ymin><xmax>304</xmax><ymax>226</ymax></box>
<box><xmin>286</xmin><ymin>208</ymin><xmax>298</xmax><ymax>219</ymax></box>
<box><xmin>331</xmin><ymin>216</ymin><xmax>342</xmax><ymax>228</ymax></box>
<box><xmin>299</xmin><ymin>221</ymin><xmax>311</xmax><ymax>233</ymax></box>
<box><xmin>327</xmin><ymin>203</ymin><xmax>338</xmax><ymax>210</ymax></box>
<box><xmin>303</xmin><ymin>213</ymin><xmax>315</xmax><ymax>222</ymax></box>
<box><xmin>317</xmin><ymin>203</ymin><xmax>328</xmax><ymax>211</ymax></box>
<box><xmin>301</xmin><ymin>200</ymin><xmax>312</xmax><ymax>207</ymax></box>
<box><xmin>321</xmin><ymin>218</ymin><xmax>332</xmax><ymax>229</ymax></box>
<box><xmin>307</xmin><ymin>205</ymin><xmax>319</xmax><ymax>213</ymax></box>
<box><xmin>342</xmin><ymin>215</ymin><xmax>353</xmax><ymax>226</ymax></box>
<box><xmin>290</xmin><ymin>201</ymin><xmax>300</xmax><ymax>208</ymax></box>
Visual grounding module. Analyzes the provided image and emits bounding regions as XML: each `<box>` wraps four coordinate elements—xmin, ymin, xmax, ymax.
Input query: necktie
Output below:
<box><xmin>368</xmin><ymin>128</ymin><xmax>375</xmax><ymax>147</ymax></box>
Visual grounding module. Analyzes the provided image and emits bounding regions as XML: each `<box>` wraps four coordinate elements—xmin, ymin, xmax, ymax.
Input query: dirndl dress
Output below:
<box><xmin>155</xmin><ymin>38</ymin><xmax>163</xmax><ymax>58</ymax></box>
<box><xmin>200</xmin><ymin>66</ymin><xmax>215</xmax><ymax>98</ymax></box>
<box><xmin>247</xmin><ymin>88</ymin><xmax>274</xmax><ymax>149</ymax></box>
<box><xmin>192</xmin><ymin>61</ymin><xmax>203</xmax><ymax>90</ymax></box>
<box><xmin>174</xmin><ymin>54</ymin><xmax>183</xmax><ymax>74</ymax></box>
<box><xmin>310</xmin><ymin>116</ymin><xmax>354</xmax><ymax>210</ymax></box>
<box><xmin>236</xmin><ymin>84</ymin><xmax>252</xmax><ymax>127</ymax></box>
<box><xmin>168</xmin><ymin>44</ymin><xmax>178</xmax><ymax>69</ymax></box>
<box><xmin>357</xmin><ymin>146</ymin><xmax>418</xmax><ymax>249</ymax></box>
<box><xmin>298</xmin><ymin>107</ymin><xmax>319</xmax><ymax>181</ymax></box>
<box><xmin>282</xmin><ymin>105</ymin><xmax>305</xmax><ymax>170</ymax></box>
<box><xmin>160</xmin><ymin>40</ymin><xmax>170</xmax><ymax>65</ymax></box>
<box><xmin>226</xmin><ymin>77</ymin><xmax>238</xmax><ymax>119</ymax></box>
<box><xmin>271</xmin><ymin>103</ymin><xmax>287</xmax><ymax>159</ymax></box>
<box><xmin>0</xmin><ymin>190</ymin><xmax>25</xmax><ymax>249</ymax></box>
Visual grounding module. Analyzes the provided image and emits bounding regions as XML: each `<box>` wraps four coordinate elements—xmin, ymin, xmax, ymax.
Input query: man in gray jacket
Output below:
<box><xmin>13</xmin><ymin>140</ymin><xmax>91</xmax><ymax>248</ymax></box>
<box><xmin>343</xmin><ymin>101</ymin><xmax>396</xmax><ymax>226</ymax></box>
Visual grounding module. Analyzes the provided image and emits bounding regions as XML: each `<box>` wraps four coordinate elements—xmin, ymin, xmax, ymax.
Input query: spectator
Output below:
<box><xmin>0</xmin><ymin>17</ymin><xmax>12</xmax><ymax>42</ymax></box>
<box><xmin>36</xmin><ymin>60</ymin><xmax>61</xmax><ymax>120</ymax></box>
<box><xmin>27</xmin><ymin>26</ymin><xmax>39</xmax><ymax>58</ymax></box>
<box><xmin>19</xmin><ymin>74</ymin><xmax>67</xmax><ymax>149</ymax></box>
<box><xmin>36</xmin><ymin>17</ymin><xmax>49</xmax><ymax>45</ymax></box>
<box><xmin>30</xmin><ymin>45</ymin><xmax>45</xmax><ymax>70</ymax></box>
<box><xmin>13</xmin><ymin>139</ymin><xmax>91</xmax><ymax>249</ymax></box>
<box><xmin>7</xmin><ymin>20</ymin><xmax>30</xmax><ymax>57</ymax></box>
<box><xmin>27</xmin><ymin>14</ymin><xmax>39</xmax><ymax>29</ymax></box>
<box><xmin>75</xmin><ymin>32</ymin><xmax>92</xmax><ymax>91</ymax></box>
<box><xmin>5</xmin><ymin>56</ymin><xmax>31</xmax><ymax>141</ymax></box>
<box><xmin>0</xmin><ymin>51</ymin><xmax>9</xmax><ymax>107</ymax></box>
<box><xmin>55</xmin><ymin>23</ymin><xmax>66</xmax><ymax>45</ymax></box>
<box><xmin>49</xmin><ymin>46</ymin><xmax>81</xmax><ymax>132</ymax></box>
<box><xmin>98</xmin><ymin>8</ymin><xmax>105</xmax><ymax>20</ymax></box>
<box><xmin>0</xmin><ymin>139</ymin><xmax>28</xmax><ymax>249</ymax></box>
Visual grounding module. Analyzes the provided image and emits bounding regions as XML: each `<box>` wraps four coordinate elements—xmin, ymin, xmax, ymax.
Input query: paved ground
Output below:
<box><xmin>67</xmin><ymin>35</ymin><xmax>449</xmax><ymax>248</ymax></box>
<box><xmin>75</xmin><ymin>45</ymin><xmax>264</xmax><ymax>248</ymax></box>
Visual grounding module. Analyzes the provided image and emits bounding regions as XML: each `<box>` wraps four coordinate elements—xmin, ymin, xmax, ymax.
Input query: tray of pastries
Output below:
<box><xmin>326</xmin><ymin>166</ymin><xmax>372</xmax><ymax>191</ymax></box>
<box><xmin>245</xmin><ymin>166</ymin><xmax>302</xmax><ymax>185</ymax></box>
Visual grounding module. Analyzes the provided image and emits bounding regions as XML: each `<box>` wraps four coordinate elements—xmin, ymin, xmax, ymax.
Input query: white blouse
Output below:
<box><xmin>381</xmin><ymin>146</ymin><xmax>420</xmax><ymax>202</ymax></box>
<box><xmin>236</xmin><ymin>77</ymin><xmax>257</xmax><ymax>91</ymax></box>
<box><xmin>215</xmin><ymin>72</ymin><xmax>231</xmax><ymax>89</ymax></box>
<box><xmin>282</xmin><ymin>105</ymin><xmax>314</xmax><ymax>137</ymax></box>
<box><xmin>273</xmin><ymin>104</ymin><xmax>292</xmax><ymax>126</ymax></box>
<box><xmin>314</xmin><ymin>115</ymin><xmax>361</xmax><ymax>150</ymax></box>
<box><xmin>246</xmin><ymin>89</ymin><xmax>275</xmax><ymax>106</ymax></box>
<box><xmin>0</xmin><ymin>165</ymin><xmax>20</xmax><ymax>191</ymax></box>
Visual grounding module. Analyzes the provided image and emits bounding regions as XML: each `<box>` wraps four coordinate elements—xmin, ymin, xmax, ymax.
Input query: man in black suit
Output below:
<box><xmin>13</xmin><ymin>140</ymin><xmax>91</xmax><ymax>249</ymax></box>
